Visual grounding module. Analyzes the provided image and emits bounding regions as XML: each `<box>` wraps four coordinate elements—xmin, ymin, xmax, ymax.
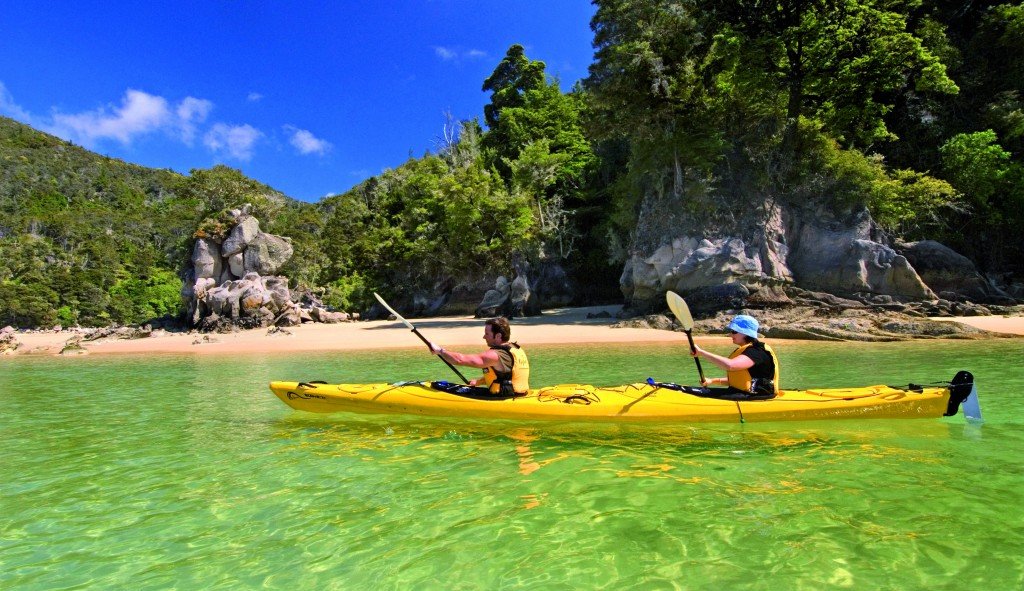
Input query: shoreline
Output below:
<box><xmin>5</xmin><ymin>306</ymin><xmax>1023</xmax><ymax>357</ymax></box>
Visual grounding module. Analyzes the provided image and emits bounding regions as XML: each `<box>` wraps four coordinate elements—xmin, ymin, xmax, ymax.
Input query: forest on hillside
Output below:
<box><xmin>1</xmin><ymin>0</ymin><xmax>1022</xmax><ymax>328</ymax></box>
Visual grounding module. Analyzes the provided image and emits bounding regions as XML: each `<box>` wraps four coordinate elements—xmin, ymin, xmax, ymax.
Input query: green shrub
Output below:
<box><xmin>107</xmin><ymin>268</ymin><xmax>182</xmax><ymax>324</ymax></box>
<box><xmin>322</xmin><ymin>273</ymin><xmax>369</xmax><ymax>312</ymax></box>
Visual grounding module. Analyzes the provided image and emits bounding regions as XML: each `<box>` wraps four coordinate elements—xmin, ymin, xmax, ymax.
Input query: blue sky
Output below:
<box><xmin>0</xmin><ymin>1</ymin><xmax>598</xmax><ymax>202</ymax></box>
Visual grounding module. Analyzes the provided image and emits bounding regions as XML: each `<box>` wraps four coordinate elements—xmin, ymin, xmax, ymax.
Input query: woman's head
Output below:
<box><xmin>727</xmin><ymin>314</ymin><xmax>760</xmax><ymax>343</ymax></box>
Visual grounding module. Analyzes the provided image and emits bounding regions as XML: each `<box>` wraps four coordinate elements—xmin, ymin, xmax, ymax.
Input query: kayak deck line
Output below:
<box><xmin>268</xmin><ymin>371</ymin><xmax>978</xmax><ymax>424</ymax></box>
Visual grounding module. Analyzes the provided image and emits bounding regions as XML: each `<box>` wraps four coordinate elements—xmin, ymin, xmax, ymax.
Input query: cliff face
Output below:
<box><xmin>619</xmin><ymin>181</ymin><xmax>1013</xmax><ymax>311</ymax></box>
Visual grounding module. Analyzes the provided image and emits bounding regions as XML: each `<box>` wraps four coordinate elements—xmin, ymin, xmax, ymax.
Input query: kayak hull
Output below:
<box><xmin>268</xmin><ymin>381</ymin><xmax>955</xmax><ymax>423</ymax></box>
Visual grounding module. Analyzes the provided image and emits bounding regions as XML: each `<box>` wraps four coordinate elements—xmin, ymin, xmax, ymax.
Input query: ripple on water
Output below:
<box><xmin>1</xmin><ymin>342</ymin><xmax>1023</xmax><ymax>590</ymax></box>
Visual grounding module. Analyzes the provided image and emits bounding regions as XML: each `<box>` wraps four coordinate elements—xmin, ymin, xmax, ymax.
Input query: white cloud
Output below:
<box><xmin>0</xmin><ymin>81</ymin><xmax>33</xmax><ymax>123</ymax></box>
<box><xmin>176</xmin><ymin>97</ymin><xmax>214</xmax><ymax>144</ymax></box>
<box><xmin>37</xmin><ymin>89</ymin><xmax>215</xmax><ymax>148</ymax></box>
<box><xmin>434</xmin><ymin>46</ymin><xmax>487</xmax><ymax>62</ymax></box>
<box><xmin>204</xmin><ymin>123</ymin><xmax>262</xmax><ymax>161</ymax></box>
<box><xmin>247</xmin><ymin>92</ymin><xmax>263</xmax><ymax>102</ymax></box>
<box><xmin>434</xmin><ymin>46</ymin><xmax>458</xmax><ymax>61</ymax></box>
<box><xmin>285</xmin><ymin>125</ymin><xmax>332</xmax><ymax>155</ymax></box>
<box><xmin>2</xmin><ymin>85</ymin><xmax>266</xmax><ymax>161</ymax></box>
<box><xmin>50</xmin><ymin>89</ymin><xmax>172</xmax><ymax>145</ymax></box>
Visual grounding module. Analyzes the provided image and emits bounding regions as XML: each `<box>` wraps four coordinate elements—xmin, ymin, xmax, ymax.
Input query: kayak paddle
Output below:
<box><xmin>373</xmin><ymin>292</ymin><xmax>469</xmax><ymax>384</ymax></box>
<box><xmin>666</xmin><ymin>291</ymin><xmax>706</xmax><ymax>386</ymax></box>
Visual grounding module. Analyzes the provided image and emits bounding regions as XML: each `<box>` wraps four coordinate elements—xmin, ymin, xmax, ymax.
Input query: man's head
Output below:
<box><xmin>484</xmin><ymin>317</ymin><xmax>511</xmax><ymax>344</ymax></box>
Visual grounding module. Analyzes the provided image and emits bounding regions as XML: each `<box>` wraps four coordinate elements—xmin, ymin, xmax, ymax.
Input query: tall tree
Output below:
<box><xmin>481</xmin><ymin>44</ymin><xmax>598</xmax><ymax>265</ymax></box>
<box><xmin>586</xmin><ymin>0</ymin><xmax>719</xmax><ymax>176</ymax></box>
<box><xmin>482</xmin><ymin>44</ymin><xmax>547</xmax><ymax>132</ymax></box>
<box><xmin>482</xmin><ymin>45</ymin><xmax>595</xmax><ymax>193</ymax></box>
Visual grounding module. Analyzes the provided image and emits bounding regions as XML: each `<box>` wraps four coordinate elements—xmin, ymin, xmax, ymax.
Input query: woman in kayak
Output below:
<box><xmin>690</xmin><ymin>314</ymin><xmax>779</xmax><ymax>400</ymax></box>
<box><xmin>429</xmin><ymin>317</ymin><xmax>530</xmax><ymax>397</ymax></box>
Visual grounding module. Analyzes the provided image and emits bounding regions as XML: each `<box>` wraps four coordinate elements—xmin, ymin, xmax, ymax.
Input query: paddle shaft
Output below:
<box><xmin>410</xmin><ymin>327</ymin><xmax>470</xmax><ymax>384</ymax></box>
<box><xmin>373</xmin><ymin>292</ymin><xmax>470</xmax><ymax>384</ymax></box>
<box><xmin>684</xmin><ymin>329</ymin><xmax>707</xmax><ymax>385</ymax></box>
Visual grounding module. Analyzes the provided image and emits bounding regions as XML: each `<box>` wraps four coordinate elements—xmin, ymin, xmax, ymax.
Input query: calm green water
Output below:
<box><xmin>2</xmin><ymin>340</ymin><xmax>1023</xmax><ymax>590</ymax></box>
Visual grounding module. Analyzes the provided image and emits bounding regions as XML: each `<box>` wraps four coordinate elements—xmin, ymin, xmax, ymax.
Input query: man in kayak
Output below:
<box><xmin>690</xmin><ymin>314</ymin><xmax>779</xmax><ymax>400</ymax></box>
<box><xmin>428</xmin><ymin>317</ymin><xmax>530</xmax><ymax>397</ymax></box>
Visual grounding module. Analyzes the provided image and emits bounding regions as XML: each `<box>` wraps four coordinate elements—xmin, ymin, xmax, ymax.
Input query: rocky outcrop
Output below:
<box><xmin>181</xmin><ymin>205</ymin><xmax>351</xmax><ymax>330</ymax></box>
<box><xmin>243</xmin><ymin>233</ymin><xmax>293</xmax><ymax>276</ymax></box>
<box><xmin>59</xmin><ymin>335</ymin><xmax>88</xmax><ymax>356</ymax></box>
<box><xmin>613</xmin><ymin>303</ymin><xmax>1021</xmax><ymax>342</ymax></box>
<box><xmin>82</xmin><ymin>326</ymin><xmax>153</xmax><ymax>341</ymax></box>
<box><xmin>618</xmin><ymin>192</ymin><xmax>1004</xmax><ymax>311</ymax></box>
<box><xmin>473</xmin><ymin>273</ymin><xmax>534</xmax><ymax>317</ymax></box>
<box><xmin>0</xmin><ymin>326</ymin><xmax>20</xmax><ymax>355</ymax></box>
<box><xmin>896</xmin><ymin>240</ymin><xmax>1015</xmax><ymax>304</ymax></box>
<box><xmin>471</xmin><ymin>258</ymin><xmax>573</xmax><ymax>317</ymax></box>
<box><xmin>369</xmin><ymin>258</ymin><xmax>575</xmax><ymax>320</ymax></box>
<box><xmin>785</xmin><ymin>207</ymin><xmax>933</xmax><ymax>299</ymax></box>
<box><xmin>621</xmin><ymin>235</ymin><xmax>792</xmax><ymax>304</ymax></box>
<box><xmin>475</xmin><ymin>276</ymin><xmax>511</xmax><ymax>317</ymax></box>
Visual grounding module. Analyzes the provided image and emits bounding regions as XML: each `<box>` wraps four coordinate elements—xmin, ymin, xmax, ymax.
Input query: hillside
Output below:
<box><xmin>0</xmin><ymin>115</ymin><xmax>310</xmax><ymax>328</ymax></box>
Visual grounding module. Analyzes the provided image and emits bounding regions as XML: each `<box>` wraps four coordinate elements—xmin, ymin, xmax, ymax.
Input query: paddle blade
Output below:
<box><xmin>962</xmin><ymin>384</ymin><xmax>983</xmax><ymax>423</ymax></box>
<box><xmin>373</xmin><ymin>292</ymin><xmax>415</xmax><ymax>330</ymax></box>
<box><xmin>666</xmin><ymin>291</ymin><xmax>694</xmax><ymax>330</ymax></box>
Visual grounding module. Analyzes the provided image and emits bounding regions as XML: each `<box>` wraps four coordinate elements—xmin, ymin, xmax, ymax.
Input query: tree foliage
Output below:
<box><xmin>3</xmin><ymin>0</ymin><xmax>1024</xmax><ymax>329</ymax></box>
<box><xmin>584</xmin><ymin>0</ymin><xmax>1024</xmax><ymax>278</ymax></box>
<box><xmin>316</xmin><ymin>129</ymin><xmax>535</xmax><ymax>307</ymax></box>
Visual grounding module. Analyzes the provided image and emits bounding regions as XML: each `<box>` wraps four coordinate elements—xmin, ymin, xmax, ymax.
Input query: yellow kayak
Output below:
<box><xmin>268</xmin><ymin>372</ymin><xmax>978</xmax><ymax>424</ymax></box>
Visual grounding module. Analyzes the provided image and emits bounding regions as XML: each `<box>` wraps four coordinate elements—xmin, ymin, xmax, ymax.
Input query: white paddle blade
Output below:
<box><xmin>665</xmin><ymin>291</ymin><xmax>694</xmax><ymax>330</ymax></box>
<box><xmin>373</xmin><ymin>292</ymin><xmax>415</xmax><ymax>330</ymax></box>
<box><xmin>962</xmin><ymin>384</ymin><xmax>983</xmax><ymax>423</ymax></box>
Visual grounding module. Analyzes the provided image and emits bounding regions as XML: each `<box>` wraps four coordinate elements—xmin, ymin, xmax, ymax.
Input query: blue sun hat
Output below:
<box><xmin>727</xmin><ymin>314</ymin><xmax>760</xmax><ymax>339</ymax></box>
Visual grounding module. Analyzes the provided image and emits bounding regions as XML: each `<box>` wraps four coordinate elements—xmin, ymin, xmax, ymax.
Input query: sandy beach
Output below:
<box><xmin>6</xmin><ymin>305</ymin><xmax>1023</xmax><ymax>357</ymax></box>
<box><xmin>8</xmin><ymin>306</ymin><xmax>675</xmax><ymax>356</ymax></box>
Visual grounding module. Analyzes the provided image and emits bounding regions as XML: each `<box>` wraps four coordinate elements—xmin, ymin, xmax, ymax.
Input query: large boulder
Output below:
<box><xmin>620</xmin><ymin>235</ymin><xmax>793</xmax><ymax>307</ymax></box>
<box><xmin>274</xmin><ymin>302</ymin><xmax>303</xmax><ymax>326</ymax></box>
<box><xmin>243</xmin><ymin>233</ymin><xmax>293</xmax><ymax>275</ymax></box>
<box><xmin>897</xmin><ymin>240</ymin><xmax>1014</xmax><ymax>303</ymax></box>
<box><xmin>191</xmin><ymin>239</ymin><xmax>222</xmax><ymax>280</ymax></box>
<box><xmin>786</xmin><ymin>207</ymin><xmax>933</xmax><ymax>299</ymax></box>
<box><xmin>262</xmin><ymin>275</ymin><xmax>291</xmax><ymax>310</ymax></box>
<box><xmin>475</xmin><ymin>276</ymin><xmax>511</xmax><ymax>317</ymax></box>
<box><xmin>789</xmin><ymin>236</ymin><xmax>933</xmax><ymax>299</ymax></box>
<box><xmin>509</xmin><ymin>275</ymin><xmax>531</xmax><ymax>316</ymax></box>
<box><xmin>310</xmin><ymin>307</ymin><xmax>350</xmax><ymax>323</ymax></box>
<box><xmin>227</xmin><ymin>252</ymin><xmax>245</xmax><ymax>278</ymax></box>
<box><xmin>0</xmin><ymin>326</ymin><xmax>20</xmax><ymax>355</ymax></box>
<box><xmin>221</xmin><ymin>216</ymin><xmax>260</xmax><ymax>256</ymax></box>
<box><xmin>205</xmin><ymin>281</ymin><xmax>245</xmax><ymax>319</ymax></box>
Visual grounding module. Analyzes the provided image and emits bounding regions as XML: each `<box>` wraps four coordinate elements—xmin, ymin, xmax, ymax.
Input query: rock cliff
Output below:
<box><xmin>620</xmin><ymin>187</ymin><xmax>1016</xmax><ymax>313</ymax></box>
